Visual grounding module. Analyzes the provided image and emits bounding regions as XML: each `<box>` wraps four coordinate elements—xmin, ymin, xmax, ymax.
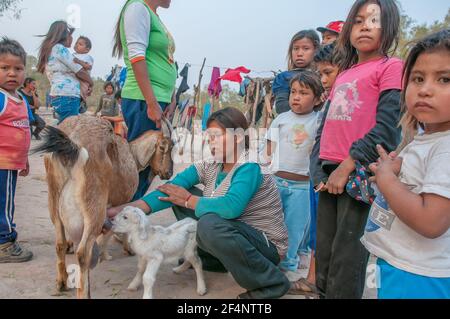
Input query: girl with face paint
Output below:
<box><xmin>312</xmin><ymin>0</ymin><xmax>404</xmax><ymax>299</ymax></box>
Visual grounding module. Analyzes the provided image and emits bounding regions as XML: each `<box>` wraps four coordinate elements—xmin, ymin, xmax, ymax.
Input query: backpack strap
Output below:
<box><xmin>0</xmin><ymin>91</ymin><xmax>6</xmax><ymax>117</ymax></box>
<box><xmin>17</xmin><ymin>91</ymin><xmax>35</xmax><ymax>123</ymax></box>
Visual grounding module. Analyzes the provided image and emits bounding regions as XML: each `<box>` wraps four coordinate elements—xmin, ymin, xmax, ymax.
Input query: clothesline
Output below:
<box><xmin>177</xmin><ymin>61</ymin><xmax>279</xmax><ymax>75</ymax></box>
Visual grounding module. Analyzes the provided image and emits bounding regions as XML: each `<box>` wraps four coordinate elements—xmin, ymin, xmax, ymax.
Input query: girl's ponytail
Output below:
<box><xmin>112</xmin><ymin>5</ymin><xmax>127</xmax><ymax>58</ymax></box>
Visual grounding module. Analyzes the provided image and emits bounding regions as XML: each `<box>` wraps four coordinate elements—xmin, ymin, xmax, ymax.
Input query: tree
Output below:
<box><xmin>397</xmin><ymin>9</ymin><xmax>450</xmax><ymax>58</ymax></box>
<box><xmin>0</xmin><ymin>0</ymin><xmax>22</xmax><ymax>18</ymax></box>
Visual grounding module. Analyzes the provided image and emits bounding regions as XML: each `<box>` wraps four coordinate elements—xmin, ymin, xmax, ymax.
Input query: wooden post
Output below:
<box><xmin>251</xmin><ymin>80</ymin><xmax>261</xmax><ymax>127</ymax></box>
<box><xmin>194</xmin><ymin>58</ymin><xmax>206</xmax><ymax>116</ymax></box>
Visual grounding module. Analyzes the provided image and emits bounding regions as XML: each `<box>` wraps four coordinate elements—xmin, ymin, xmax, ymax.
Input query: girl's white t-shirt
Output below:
<box><xmin>361</xmin><ymin>130</ymin><xmax>450</xmax><ymax>278</ymax></box>
<box><xmin>266</xmin><ymin>110</ymin><xmax>318</xmax><ymax>176</ymax></box>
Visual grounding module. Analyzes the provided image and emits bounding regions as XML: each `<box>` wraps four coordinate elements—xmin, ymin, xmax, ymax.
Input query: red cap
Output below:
<box><xmin>317</xmin><ymin>21</ymin><xmax>345</xmax><ymax>34</ymax></box>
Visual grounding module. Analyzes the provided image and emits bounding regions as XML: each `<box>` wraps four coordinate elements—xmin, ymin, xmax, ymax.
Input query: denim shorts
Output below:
<box><xmin>51</xmin><ymin>95</ymin><xmax>80</xmax><ymax>124</ymax></box>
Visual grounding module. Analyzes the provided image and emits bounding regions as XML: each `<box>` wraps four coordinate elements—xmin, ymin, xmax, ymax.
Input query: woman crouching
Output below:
<box><xmin>107</xmin><ymin>107</ymin><xmax>290</xmax><ymax>299</ymax></box>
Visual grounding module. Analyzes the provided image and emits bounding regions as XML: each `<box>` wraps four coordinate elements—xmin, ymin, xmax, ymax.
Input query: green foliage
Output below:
<box><xmin>0</xmin><ymin>0</ymin><xmax>22</xmax><ymax>18</ymax></box>
<box><xmin>397</xmin><ymin>9</ymin><xmax>450</xmax><ymax>58</ymax></box>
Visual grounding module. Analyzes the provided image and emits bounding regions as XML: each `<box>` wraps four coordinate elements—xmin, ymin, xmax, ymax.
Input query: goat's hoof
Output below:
<box><xmin>197</xmin><ymin>287</ymin><xmax>207</xmax><ymax>296</ymax></box>
<box><xmin>56</xmin><ymin>281</ymin><xmax>69</xmax><ymax>292</ymax></box>
<box><xmin>127</xmin><ymin>284</ymin><xmax>140</xmax><ymax>292</ymax></box>
<box><xmin>123</xmin><ymin>249</ymin><xmax>135</xmax><ymax>256</ymax></box>
<box><xmin>66</xmin><ymin>243</ymin><xmax>75</xmax><ymax>255</ymax></box>
<box><xmin>100</xmin><ymin>253</ymin><xmax>113</xmax><ymax>262</ymax></box>
<box><xmin>122</xmin><ymin>245</ymin><xmax>136</xmax><ymax>256</ymax></box>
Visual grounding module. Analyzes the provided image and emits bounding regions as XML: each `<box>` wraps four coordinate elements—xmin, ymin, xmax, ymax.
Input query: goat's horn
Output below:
<box><xmin>161</xmin><ymin>116</ymin><xmax>173</xmax><ymax>138</ymax></box>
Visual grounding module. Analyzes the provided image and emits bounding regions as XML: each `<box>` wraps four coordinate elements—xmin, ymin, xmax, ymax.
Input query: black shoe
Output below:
<box><xmin>179</xmin><ymin>258</ymin><xmax>227</xmax><ymax>272</ymax></box>
<box><xmin>237</xmin><ymin>292</ymin><xmax>252</xmax><ymax>299</ymax></box>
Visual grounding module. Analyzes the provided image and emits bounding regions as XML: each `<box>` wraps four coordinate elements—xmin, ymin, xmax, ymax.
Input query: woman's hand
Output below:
<box><xmin>315</xmin><ymin>182</ymin><xmax>328</xmax><ymax>193</ymax></box>
<box><xmin>326</xmin><ymin>157</ymin><xmax>355</xmax><ymax>195</ymax></box>
<box><xmin>147</xmin><ymin>104</ymin><xmax>163</xmax><ymax>129</ymax></box>
<box><xmin>369</xmin><ymin>145</ymin><xmax>403</xmax><ymax>184</ymax></box>
<box><xmin>19</xmin><ymin>160</ymin><xmax>30</xmax><ymax>177</ymax></box>
<box><xmin>157</xmin><ymin>184</ymin><xmax>191</xmax><ymax>207</ymax></box>
<box><xmin>103</xmin><ymin>200</ymin><xmax>151</xmax><ymax>234</ymax></box>
<box><xmin>320</xmin><ymin>92</ymin><xmax>329</xmax><ymax>104</ymax></box>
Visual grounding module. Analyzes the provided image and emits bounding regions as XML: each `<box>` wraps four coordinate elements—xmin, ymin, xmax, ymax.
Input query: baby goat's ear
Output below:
<box><xmin>137</xmin><ymin>212</ymin><xmax>148</xmax><ymax>241</ymax></box>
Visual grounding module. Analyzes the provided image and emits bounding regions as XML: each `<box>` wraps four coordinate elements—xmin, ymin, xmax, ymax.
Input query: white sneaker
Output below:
<box><xmin>283</xmin><ymin>270</ymin><xmax>303</xmax><ymax>282</ymax></box>
<box><xmin>298</xmin><ymin>254</ymin><xmax>311</xmax><ymax>270</ymax></box>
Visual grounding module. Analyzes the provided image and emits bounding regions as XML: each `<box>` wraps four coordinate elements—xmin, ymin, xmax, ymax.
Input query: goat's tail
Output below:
<box><xmin>33</xmin><ymin>126</ymin><xmax>89</xmax><ymax>168</ymax></box>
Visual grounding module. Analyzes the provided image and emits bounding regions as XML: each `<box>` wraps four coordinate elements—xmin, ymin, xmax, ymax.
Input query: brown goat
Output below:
<box><xmin>36</xmin><ymin>115</ymin><xmax>174</xmax><ymax>299</ymax></box>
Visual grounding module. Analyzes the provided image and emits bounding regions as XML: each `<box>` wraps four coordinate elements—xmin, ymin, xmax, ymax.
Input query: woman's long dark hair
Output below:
<box><xmin>37</xmin><ymin>21</ymin><xmax>75</xmax><ymax>73</ymax></box>
<box><xmin>336</xmin><ymin>0</ymin><xmax>400</xmax><ymax>71</ymax></box>
<box><xmin>112</xmin><ymin>4</ymin><xmax>127</xmax><ymax>58</ymax></box>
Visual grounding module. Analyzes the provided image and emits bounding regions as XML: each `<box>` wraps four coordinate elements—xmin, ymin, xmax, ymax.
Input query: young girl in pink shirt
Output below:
<box><xmin>314</xmin><ymin>0</ymin><xmax>403</xmax><ymax>298</ymax></box>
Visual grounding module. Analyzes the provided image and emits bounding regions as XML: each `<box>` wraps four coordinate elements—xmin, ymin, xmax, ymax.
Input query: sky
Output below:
<box><xmin>1</xmin><ymin>0</ymin><xmax>449</xmax><ymax>91</ymax></box>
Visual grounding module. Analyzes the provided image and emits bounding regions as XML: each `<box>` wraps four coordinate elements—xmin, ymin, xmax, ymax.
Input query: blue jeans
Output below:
<box><xmin>121</xmin><ymin>99</ymin><xmax>169</xmax><ymax>200</ymax></box>
<box><xmin>0</xmin><ymin>170</ymin><xmax>18</xmax><ymax>244</ymax></box>
<box><xmin>51</xmin><ymin>96</ymin><xmax>80</xmax><ymax>124</ymax></box>
<box><xmin>377</xmin><ymin>258</ymin><xmax>450</xmax><ymax>299</ymax></box>
<box><xmin>275</xmin><ymin>176</ymin><xmax>311</xmax><ymax>272</ymax></box>
<box><xmin>309</xmin><ymin>182</ymin><xmax>318</xmax><ymax>251</ymax></box>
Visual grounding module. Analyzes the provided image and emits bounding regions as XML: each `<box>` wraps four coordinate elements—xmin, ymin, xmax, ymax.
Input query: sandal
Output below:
<box><xmin>288</xmin><ymin>278</ymin><xmax>319</xmax><ymax>298</ymax></box>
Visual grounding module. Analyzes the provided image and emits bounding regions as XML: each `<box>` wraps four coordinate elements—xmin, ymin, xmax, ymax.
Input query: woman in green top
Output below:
<box><xmin>107</xmin><ymin>108</ymin><xmax>290</xmax><ymax>299</ymax></box>
<box><xmin>113</xmin><ymin>0</ymin><xmax>177</xmax><ymax>200</ymax></box>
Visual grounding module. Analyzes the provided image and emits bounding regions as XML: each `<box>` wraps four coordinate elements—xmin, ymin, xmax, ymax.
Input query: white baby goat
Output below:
<box><xmin>112</xmin><ymin>206</ymin><xmax>207</xmax><ymax>299</ymax></box>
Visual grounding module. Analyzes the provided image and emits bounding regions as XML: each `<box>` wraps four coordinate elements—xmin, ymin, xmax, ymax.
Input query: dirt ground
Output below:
<box><xmin>0</xmin><ymin>111</ymin><xmax>376</xmax><ymax>299</ymax></box>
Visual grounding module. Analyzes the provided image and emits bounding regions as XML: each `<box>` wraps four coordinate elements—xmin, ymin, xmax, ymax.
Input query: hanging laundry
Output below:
<box><xmin>208</xmin><ymin>67</ymin><xmax>222</xmax><ymax>98</ymax></box>
<box><xmin>219</xmin><ymin>66</ymin><xmax>251</xmax><ymax>84</ymax></box>
<box><xmin>172</xmin><ymin>99</ymin><xmax>189</xmax><ymax>127</ymax></box>
<box><xmin>239</xmin><ymin>78</ymin><xmax>251</xmax><ymax>97</ymax></box>
<box><xmin>202</xmin><ymin>103</ymin><xmax>212</xmax><ymax>131</ymax></box>
<box><xmin>118</xmin><ymin>68</ymin><xmax>127</xmax><ymax>90</ymax></box>
<box><xmin>176</xmin><ymin>63</ymin><xmax>190</xmax><ymax>104</ymax></box>
<box><xmin>186</xmin><ymin>106</ymin><xmax>197</xmax><ymax>131</ymax></box>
